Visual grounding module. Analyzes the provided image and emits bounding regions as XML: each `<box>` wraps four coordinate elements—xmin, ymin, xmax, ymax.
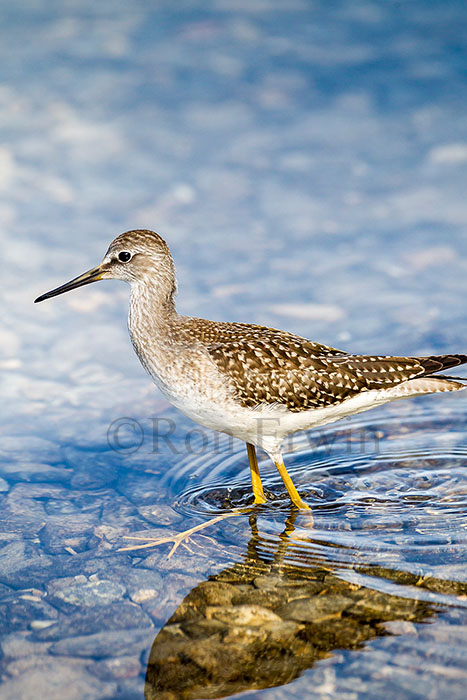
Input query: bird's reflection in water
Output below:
<box><xmin>145</xmin><ymin>509</ymin><xmax>446</xmax><ymax>700</ymax></box>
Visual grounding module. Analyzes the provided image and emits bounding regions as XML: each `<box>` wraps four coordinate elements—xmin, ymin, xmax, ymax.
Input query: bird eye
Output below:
<box><xmin>118</xmin><ymin>251</ymin><xmax>132</xmax><ymax>263</ymax></box>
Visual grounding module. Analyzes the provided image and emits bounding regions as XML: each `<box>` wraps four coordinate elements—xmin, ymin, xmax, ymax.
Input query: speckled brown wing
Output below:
<box><xmin>195</xmin><ymin>319</ymin><xmax>467</xmax><ymax>412</ymax></box>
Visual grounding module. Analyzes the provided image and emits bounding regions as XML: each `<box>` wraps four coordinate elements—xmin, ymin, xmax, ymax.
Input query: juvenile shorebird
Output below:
<box><xmin>35</xmin><ymin>230</ymin><xmax>467</xmax><ymax>512</ymax></box>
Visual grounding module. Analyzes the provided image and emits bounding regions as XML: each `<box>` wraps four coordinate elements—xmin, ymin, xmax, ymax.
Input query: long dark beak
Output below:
<box><xmin>34</xmin><ymin>265</ymin><xmax>104</xmax><ymax>303</ymax></box>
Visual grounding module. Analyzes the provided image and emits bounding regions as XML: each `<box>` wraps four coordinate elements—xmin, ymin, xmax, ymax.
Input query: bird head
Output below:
<box><xmin>35</xmin><ymin>229</ymin><xmax>176</xmax><ymax>303</ymax></box>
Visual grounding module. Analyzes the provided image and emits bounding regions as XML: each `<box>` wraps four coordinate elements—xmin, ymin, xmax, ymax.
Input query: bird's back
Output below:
<box><xmin>176</xmin><ymin>317</ymin><xmax>467</xmax><ymax>412</ymax></box>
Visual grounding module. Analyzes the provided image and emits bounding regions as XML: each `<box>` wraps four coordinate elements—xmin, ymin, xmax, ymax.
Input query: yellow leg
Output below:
<box><xmin>274</xmin><ymin>459</ymin><xmax>311</xmax><ymax>511</ymax></box>
<box><xmin>247</xmin><ymin>443</ymin><xmax>267</xmax><ymax>504</ymax></box>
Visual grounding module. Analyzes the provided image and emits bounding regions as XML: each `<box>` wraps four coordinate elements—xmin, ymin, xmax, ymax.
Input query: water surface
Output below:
<box><xmin>1</xmin><ymin>0</ymin><xmax>467</xmax><ymax>698</ymax></box>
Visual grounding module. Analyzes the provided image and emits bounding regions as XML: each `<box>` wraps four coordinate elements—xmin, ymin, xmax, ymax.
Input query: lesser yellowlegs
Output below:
<box><xmin>35</xmin><ymin>230</ymin><xmax>467</xmax><ymax>513</ymax></box>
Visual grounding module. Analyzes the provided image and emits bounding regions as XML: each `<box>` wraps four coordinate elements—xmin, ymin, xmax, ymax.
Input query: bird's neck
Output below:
<box><xmin>128</xmin><ymin>277</ymin><xmax>181</xmax><ymax>380</ymax></box>
<box><xmin>129</xmin><ymin>278</ymin><xmax>178</xmax><ymax>334</ymax></box>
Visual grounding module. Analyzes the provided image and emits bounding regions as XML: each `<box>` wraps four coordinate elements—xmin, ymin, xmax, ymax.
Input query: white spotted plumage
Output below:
<box><xmin>36</xmin><ymin>229</ymin><xmax>467</xmax><ymax>507</ymax></box>
<box><xmin>117</xmin><ymin>230</ymin><xmax>467</xmax><ymax>464</ymax></box>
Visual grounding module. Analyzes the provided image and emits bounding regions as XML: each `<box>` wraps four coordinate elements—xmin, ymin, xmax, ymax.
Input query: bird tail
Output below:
<box><xmin>388</xmin><ymin>354</ymin><xmax>467</xmax><ymax>400</ymax></box>
<box><xmin>427</xmin><ymin>374</ymin><xmax>467</xmax><ymax>382</ymax></box>
<box><xmin>414</xmin><ymin>353</ymin><xmax>467</xmax><ymax>392</ymax></box>
<box><xmin>387</xmin><ymin>376</ymin><xmax>465</xmax><ymax>399</ymax></box>
<box><xmin>417</xmin><ymin>353</ymin><xmax>467</xmax><ymax>376</ymax></box>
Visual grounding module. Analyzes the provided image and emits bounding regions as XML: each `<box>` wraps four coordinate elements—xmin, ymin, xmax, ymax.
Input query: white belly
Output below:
<box><xmin>163</xmin><ymin>381</ymin><xmax>432</xmax><ymax>460</ymax></box>
<box><xmin>161</xmin><ymin>384</ymin><xmax>387</xmax><ymax>454</ymax></box>
<box><xmin>131</xmin><ymin>316</ymin><xmax>450</xmax><ymax>460</ymax></box>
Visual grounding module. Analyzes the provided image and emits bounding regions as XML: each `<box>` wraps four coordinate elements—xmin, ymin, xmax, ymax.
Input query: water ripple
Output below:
<box><xmin>161</xmin><ymin>407</ymin><xmax>467</xmax><ymax>588</ymax></box>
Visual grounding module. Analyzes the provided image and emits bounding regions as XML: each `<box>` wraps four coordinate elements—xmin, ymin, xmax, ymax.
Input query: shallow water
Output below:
<box><xmin>4</xmin><ymin>405</ymin><xmax>467</xmax><ymax>699</ymax></box>
<box><xmin>1</xmin><ymin>0</ymin><xmax>467</xmax><ymax>698</ymax></box>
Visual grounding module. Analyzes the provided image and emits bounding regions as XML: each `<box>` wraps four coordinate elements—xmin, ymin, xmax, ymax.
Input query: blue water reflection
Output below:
<box><xmin>1</xmin><ymin>0</ymin><xmax>467</xmax><ymax>698</ymax></box>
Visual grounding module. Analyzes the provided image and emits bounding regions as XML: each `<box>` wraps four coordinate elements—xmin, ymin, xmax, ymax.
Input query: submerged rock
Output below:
<box><xmin>46</xmin><ymin>576</ymin><xmax>126</xmax><ymax>611</ymax></box>
<box><xmin>0</xmin><ymin>656</ymin><xmax>116</xmax><ymax>700</ymax></box>
<box><xmin>33</xmin><ymin>602</ymin><xmax>153</xmax><ymax>641</ymax></box>
<box><xmin>145</xmin><ymin>512</ymin><xmax>438</xmax><ymax>700</ymax></box>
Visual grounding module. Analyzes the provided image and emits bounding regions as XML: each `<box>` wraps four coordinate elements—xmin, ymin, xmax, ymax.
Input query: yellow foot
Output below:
<box><xmin>290</xmin><ymin>497</ymin><xmax>312</xmax><ymax>511</ymax></box>
<box><xmin>119</xmin><ymin>531</ymin><xmax>213</xmax><ymax>558</ymax></box>
<box><xmin>118</xmin><ymin>510</ymin><xmax>245</xmax><ymax>559</ymax></box>
<box><xmin>253</xmin><ymin>494</ymin><xmax>268</xmax><ymax>505</ymax></box>
<box><xmin>273</xmin><ymin>458</ymin><xmax>313</xmax><ymax>516</ymax></box>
